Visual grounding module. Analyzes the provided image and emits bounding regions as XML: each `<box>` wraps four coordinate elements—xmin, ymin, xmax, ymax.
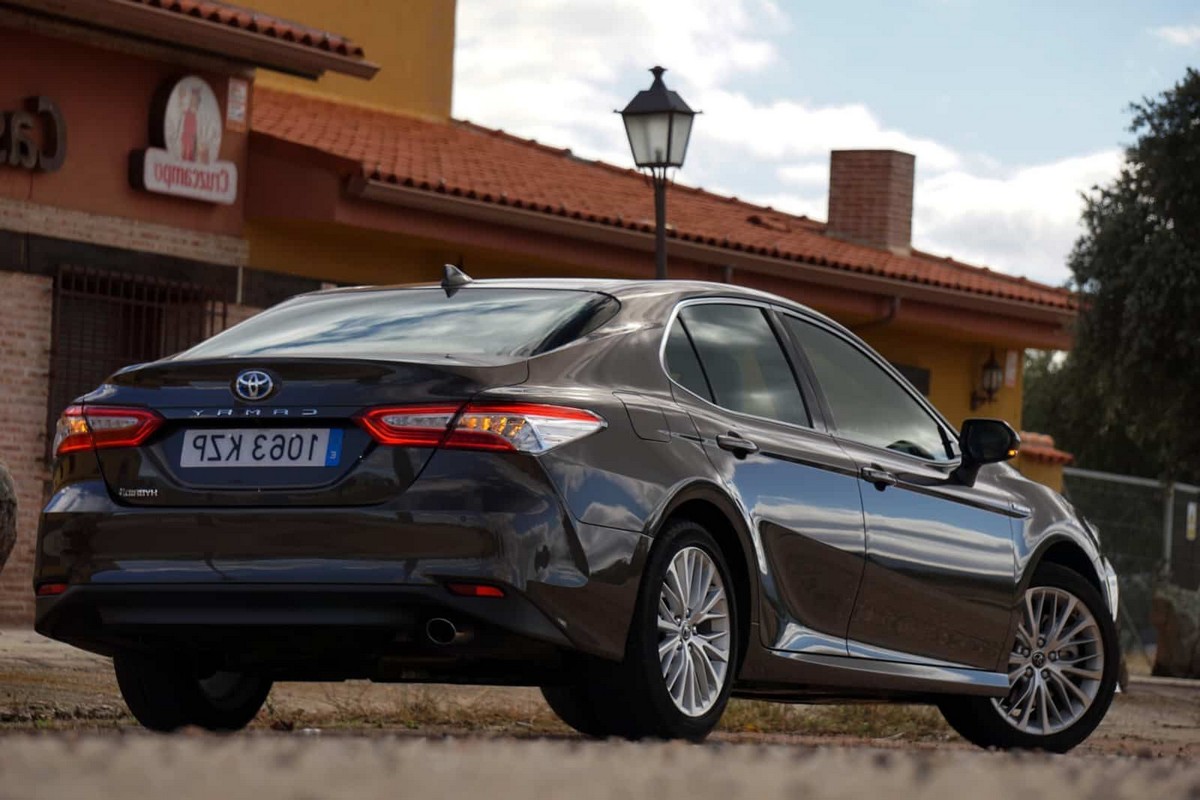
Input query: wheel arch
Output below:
<box><xmin>653</xmin><ymin>482</ymin><xmax>759</xmax><ymax>674</ymax></box>
<box><xmin>1025</xmin><ymin>535</ymin><xmax>1105</xmax><ymax>597</ymax></box>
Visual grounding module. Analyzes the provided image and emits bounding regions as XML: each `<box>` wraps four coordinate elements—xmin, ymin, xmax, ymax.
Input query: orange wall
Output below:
<box><xmin>0</xmin><ymin>28</ymin><xmax>247</xmax><ymax>236</ymax></box>
<box><xmin>250</xmin><ymin>0</ymin><xmax>456</xmax><ymax>118</ymax></box>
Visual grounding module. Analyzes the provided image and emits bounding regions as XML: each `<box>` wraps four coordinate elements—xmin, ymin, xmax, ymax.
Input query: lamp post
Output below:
<box><xmin>620</xmin><ymin>66</ymin><xmax>697</xmax><ymax>280</ymax></box>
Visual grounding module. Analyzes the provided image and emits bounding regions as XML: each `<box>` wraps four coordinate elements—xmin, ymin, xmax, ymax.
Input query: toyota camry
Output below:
<box><xmin>34</xmin><ymin>267</ymin><xmax>1119</xmax><ymax>751</ymax></box>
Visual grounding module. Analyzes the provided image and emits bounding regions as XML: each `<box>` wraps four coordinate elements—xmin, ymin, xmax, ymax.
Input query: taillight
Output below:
<box><xmin>355</xmin><ymin>402</ymin><xmax>605</xmax><ymax>453</ymax></box>
<box><xmin>355</xmin><ymin>405</ymin><xmax>462</xmax><ymax>447</ymax></box>
<box><xmin>52</xmin><ymin>405</ymin><xmax>164</xmax><ymax>457</ymax></box>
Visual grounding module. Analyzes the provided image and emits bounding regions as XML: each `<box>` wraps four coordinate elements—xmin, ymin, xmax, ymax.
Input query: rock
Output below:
<box><xmin>0</xmin><ymin>461</ymin><xmax>15</xmax><ymax>575</ymax></box>
<box><xmin>1151</xmin><ymin>583</ymin><xmax>1200</xmax><ymax>677</ymax></box>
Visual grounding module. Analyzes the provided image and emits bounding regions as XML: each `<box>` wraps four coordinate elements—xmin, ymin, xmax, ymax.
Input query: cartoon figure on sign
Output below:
<box><xmin>180</xmin><ymin>86</ymin><xmax>200</xmax><ymax>162</ymax></box>
<box><xmin>163</xmin><ymin>77</ymin><xmax>221</xmax><ymax>166</ymax></box>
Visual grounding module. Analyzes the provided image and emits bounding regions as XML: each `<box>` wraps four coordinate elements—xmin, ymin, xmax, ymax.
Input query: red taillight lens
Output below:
<box><xmin>355</xmin><ymin>405</ymin><xmax>462</xmax><ymax>447</ymax></box>
<box><xmin>446</xmin><ymin>582</ymin><xmax>505</xmax><ymax>598</ymax></box>
<box><xmin>355</xmin><ymin>402</ymin><xmax>605</xmax><ymax>454</ymax></box>
<box><xmin>53</xmin><ymin>406</ymin><xmax>164</xmax><ymax>457</ymax></box>
<box><xmin>36</xmin><ymin>582</ymin><xmax>68</xmax><ymax>597</ymax></box>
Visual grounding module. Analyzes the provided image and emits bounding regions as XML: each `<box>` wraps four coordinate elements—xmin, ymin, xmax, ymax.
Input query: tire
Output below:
<box><xmin>114</xmin><ymin>653</ymin><xmax>272</xmax><ymax>733</ymax></box>
<box><xmin>938</xmin><ymin>563</ymin><xmax>1119</xmax><ymax>753</ymax></box>
<box><xmin>576</xmin><ymin>518</ymin><xmax>739</xmax><ymax>740</ymax></box>
<box><xmin>540</xmin><ymin>683</ymin><xmax>612</xmax><ymax>738</ymax></box>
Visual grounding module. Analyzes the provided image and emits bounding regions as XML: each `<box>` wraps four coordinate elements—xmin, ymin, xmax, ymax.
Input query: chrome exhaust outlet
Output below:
<box><xmin>426</xmin><ymin>617</ymin><xmax>472</xmax><ymax>645</ymax></box>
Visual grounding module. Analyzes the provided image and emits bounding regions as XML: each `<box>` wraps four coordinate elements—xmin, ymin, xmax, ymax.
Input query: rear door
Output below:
<box><xmin>663</xmin><ymin>301</ymin><xmax>867</xmax><ymax>655</ymax></box>
<box><xmin>779</xmin><ymin>313</ymin><xmax>1018</xmax><ymax>670</ymax></box>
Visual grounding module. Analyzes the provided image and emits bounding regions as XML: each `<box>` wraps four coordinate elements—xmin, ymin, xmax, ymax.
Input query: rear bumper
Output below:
<box><xmin>34</xmin><ymin>455</ymin><xmax>650</xmax><ymax>665</ymax></box>
<box><xmin>35</xmin><ymin>583</ymin><xmax>577</xmax><ymax>683</ymax></box>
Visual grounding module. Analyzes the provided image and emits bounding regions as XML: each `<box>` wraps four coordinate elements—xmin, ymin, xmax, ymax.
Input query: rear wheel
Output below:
<box><xmin>939</xmin><ymin>563</ymin><xmax>1118</xmax><ymax>752</ymax></box>
<box><xmin>541</xmin><ymin>519</ymin><xmax>738</xmax><ymax>740</ymax></box>
<box><xmin>114</xmin><ymin>653</ymin><xmax>272</xmax><ymax>733</ymax></box>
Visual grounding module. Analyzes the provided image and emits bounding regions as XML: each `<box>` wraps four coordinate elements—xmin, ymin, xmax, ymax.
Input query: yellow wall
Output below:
<box><xmin>249</xmin><ymin>0</ymin><xmax>456</xmax><ymax>118</ymax></box>
<box><xmin>858</xmin><ymin>326</ymin><xmax>1023</xmax><ymax>430</ymax></box>
<box><xmin>1015</xmin><ymin>458</ymin><xmax>1064</xmax><ymax>493</ymax></box>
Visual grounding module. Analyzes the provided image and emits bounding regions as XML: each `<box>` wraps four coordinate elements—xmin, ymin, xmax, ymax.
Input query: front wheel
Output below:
<box><xmin>939</xmin><ymin>563</ymin><xmax>1118</xmax><ymax>752</ymax></box>
<box><xmin>114</xmin><ymin>653</ymin><xmax>272</xmax><ymax>733</ymax></box>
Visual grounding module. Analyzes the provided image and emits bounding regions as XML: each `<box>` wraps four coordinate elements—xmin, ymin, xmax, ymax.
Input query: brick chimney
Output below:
<box><xmin>827</xmin><ymin>150</ymin><xmax>915</xmax><ymax>255</ymax></box>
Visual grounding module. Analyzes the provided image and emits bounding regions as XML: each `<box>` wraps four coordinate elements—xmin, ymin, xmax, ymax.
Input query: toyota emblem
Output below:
<box><xmin>233</xmin><ymin>370</ymin><xmax>274</xmax><ymax>401</ymax></box>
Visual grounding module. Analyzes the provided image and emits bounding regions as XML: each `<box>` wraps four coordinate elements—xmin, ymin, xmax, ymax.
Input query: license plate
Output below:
<box><xmin>180</xmin><ymin>428</ymin><xmax>343</xmax><ymax>468</ymax></box>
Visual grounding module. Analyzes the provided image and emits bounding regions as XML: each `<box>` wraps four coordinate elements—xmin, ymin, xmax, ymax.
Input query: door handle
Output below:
<box><xmin>861</xmin><ymin>465</ymin><xmax>898</xmax><ymax>490</ymax></box>
<box><xmin>716</xmin><ymin>433</ymin><xmax>759</xmax><ymax>458</ymax></box>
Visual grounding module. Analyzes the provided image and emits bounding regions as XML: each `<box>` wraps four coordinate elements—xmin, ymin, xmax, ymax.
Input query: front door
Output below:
<box><xmin>663</xmin><ymin>301</ymin><xmax>867</xmax><ymax>655</ymax></box>
<box><xmin>781</xmin><ymin>314</ymin><xmax>1019</xmax><ymax>670</ymax></box>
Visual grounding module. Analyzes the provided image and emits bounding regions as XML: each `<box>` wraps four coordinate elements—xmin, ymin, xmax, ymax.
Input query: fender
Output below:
<box><xmin>647</xmin><ymin>478</ymin><xmax>763</xmax><ymax>630</ymax></box>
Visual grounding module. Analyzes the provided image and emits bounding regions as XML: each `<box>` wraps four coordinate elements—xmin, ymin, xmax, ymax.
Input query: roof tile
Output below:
<box><xmin>251</xmin><ymin>87</ymin><xmax>1074</xmax><ymax>311</ymax></box>
<box><xmin>120</xmin><ymin>0</ymin><xmax>366</xmax><ymax>58</ymax></box>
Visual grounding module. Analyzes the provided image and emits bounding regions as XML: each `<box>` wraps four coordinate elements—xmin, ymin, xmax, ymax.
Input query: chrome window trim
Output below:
<box><xmin>657</xmin><ymin>296</ymin><xmax>820</xmax><ymax>434</ymax></box>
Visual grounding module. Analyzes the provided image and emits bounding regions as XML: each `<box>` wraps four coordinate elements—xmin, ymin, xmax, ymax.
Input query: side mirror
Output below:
<box><xmin>954</xmin><ymin>418</ymin><xmax>1019</xmax><ymax>486</ymax></box>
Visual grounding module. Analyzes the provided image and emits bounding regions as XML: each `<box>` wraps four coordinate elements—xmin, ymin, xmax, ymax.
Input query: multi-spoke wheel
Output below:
<box><xmin>939</xmin><ymin>563</ymin><xmax>1118</xmax><ymax>752</ymax></box>
<box><xmin>540</xmin><ymin>518</ymin><xmax>739</xmax><ymax>740</ymax></box>
<box><xmin>656</xmin><ymin>546</ymin><xmax>732</xmax><ymax>717</ymax></box>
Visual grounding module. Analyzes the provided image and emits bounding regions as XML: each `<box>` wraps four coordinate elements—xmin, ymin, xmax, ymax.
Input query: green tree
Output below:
<box><xmin>1031</xmin><ymin>68</ymin><xmax>1200</xmax><ymax>484</ymax></box>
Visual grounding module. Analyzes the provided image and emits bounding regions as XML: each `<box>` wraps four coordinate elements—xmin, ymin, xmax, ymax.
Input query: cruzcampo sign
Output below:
<box><xmin>1</xmin><ymin>96</ymin><xmax>66</xmax><ymax>172</ymax></box>
<box><xmin>130</xmin><ymin>76</ymin><xmax>237</xmax><ymax>205</ymax></box>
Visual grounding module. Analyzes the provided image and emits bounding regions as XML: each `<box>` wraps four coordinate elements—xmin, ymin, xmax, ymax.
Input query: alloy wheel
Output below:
<box><xmin>994</xmin><ymin>585</ymin><xmax>1105</xmax><ymax>736</ymax></box>
<box><xmin>656</xmin><ymin>546</ymin><xmax>731</xmax><ymax>717</ymax></box>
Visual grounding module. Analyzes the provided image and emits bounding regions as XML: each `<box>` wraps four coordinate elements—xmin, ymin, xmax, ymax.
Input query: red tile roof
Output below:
<box><xmin>121</xmin><ymin>0</ymin><xmax>365</xmax><ymax>58</ymax></box>
<box><xmin>252</xmin><ymin>88</ymin><xmax>1075</xmax><ymax>311</ymax></box>
<box><xmin>1018</xmin><ymin>432</ymin><xmax>1074</xmax><ymax>466</ymax></box>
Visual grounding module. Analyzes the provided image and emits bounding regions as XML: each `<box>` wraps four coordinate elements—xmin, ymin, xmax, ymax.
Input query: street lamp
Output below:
<box><xmin>620</xmin><ymin>66</ymin><xmax>697</xmax><ymax>280</ymax></box>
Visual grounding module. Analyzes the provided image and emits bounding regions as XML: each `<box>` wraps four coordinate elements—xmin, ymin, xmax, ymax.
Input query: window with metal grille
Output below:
<box><xmin>47</xmin><ymin>266</ymin><xmax>227</xmax><ymax>439</ymax></box>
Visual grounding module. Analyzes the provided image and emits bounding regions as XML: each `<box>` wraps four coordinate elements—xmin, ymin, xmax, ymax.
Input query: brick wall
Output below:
<box><xmin>826</xmin><ymin>150</ymin><xmax>916</xmax><ymax>255</ymax></box>
<box><xmin>0</xmin><ymin>272</ymin><xmax>53</xmax><ymax>624</ymax></box>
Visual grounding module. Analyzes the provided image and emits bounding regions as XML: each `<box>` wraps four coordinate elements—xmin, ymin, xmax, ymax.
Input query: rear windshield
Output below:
<box><xmin>179</xmin><ymin>288</ymin><xmax>619</xmax><ymax>361</ymax></box>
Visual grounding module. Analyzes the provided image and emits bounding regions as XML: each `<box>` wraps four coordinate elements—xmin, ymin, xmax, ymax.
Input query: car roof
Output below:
<box><xmin>306</xmin><ymin>277</ymin><xmax>838</xmax><ymax>326</ymax></box>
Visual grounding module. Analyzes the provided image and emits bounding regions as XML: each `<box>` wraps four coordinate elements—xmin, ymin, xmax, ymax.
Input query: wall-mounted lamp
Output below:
<box><xmin>970</xmin><ymin>350</ymin><xmax>1005</xmax><ymax>411</ymax></box>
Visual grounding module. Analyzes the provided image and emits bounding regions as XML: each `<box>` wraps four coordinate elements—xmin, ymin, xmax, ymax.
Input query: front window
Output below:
<box><xmin>785</xmin><ymin>317</ymin><xmax>952</xmax><ymax>461</ymax></box>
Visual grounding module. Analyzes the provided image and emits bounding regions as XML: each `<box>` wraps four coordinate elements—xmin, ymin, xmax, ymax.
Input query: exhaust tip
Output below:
<box><xmin>426</xmin><ymin>617</ymin><xmax>469</xmax><ymax>646</ymax></box>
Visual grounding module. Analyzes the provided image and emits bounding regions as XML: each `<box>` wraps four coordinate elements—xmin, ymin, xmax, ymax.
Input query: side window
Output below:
<box><xmin>676</xmin><ymin>304</ymin><xmax>809</xmax><ymax>427</ymax></box>
<box><xmin>784</xmin><ymin>317</ymin><xmax>952</xmax><ymax>461</ymax></box>
<box><xmin>664</xmin><ymin>317</ymin><xmax>713</xmax><ymax>402</ymax></box>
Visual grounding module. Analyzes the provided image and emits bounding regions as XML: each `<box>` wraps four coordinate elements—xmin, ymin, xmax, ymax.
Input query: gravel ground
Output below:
<box><xmin>2</xmin><ymin>629</ymin><xmax>1200</xmax><ymax>798</ymax></box>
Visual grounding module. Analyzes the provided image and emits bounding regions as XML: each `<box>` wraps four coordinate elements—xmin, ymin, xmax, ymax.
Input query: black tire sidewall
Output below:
<box><xmin>624</xmin><ymin>519</ymin><xmax>738</xmax><ymax>740</ymax></box>
<box><xmin>114</xmin><ymin>654</ymin><xmax>271</xmax><ymax>733</ymax></box>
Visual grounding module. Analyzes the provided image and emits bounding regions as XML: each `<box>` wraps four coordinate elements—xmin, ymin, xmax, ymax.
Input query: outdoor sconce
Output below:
<box><xmin>970</xmin><ymin>350</ymin><xmax>1005</xmax><ymax>411</ymax></box>
<box><xmin>619</xmin><ymin>66</ymin><xmax>697</xmax><ymax>280</ymax></box>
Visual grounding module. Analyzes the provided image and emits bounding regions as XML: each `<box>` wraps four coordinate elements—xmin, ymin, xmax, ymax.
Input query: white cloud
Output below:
<box><xmin>1152</xmin><ymin>25</ymin><xmax>1200</xmax><ymax>46</ymax></box>
<box><xmin>454</xmin><ymin>0</ymin><xmax>1123</xmax><ymax>286</ymax></box>
<box><xmin>914</xmin><ymin>151</ymin><xmax>1124</xmax><ymax>285</ymax></box>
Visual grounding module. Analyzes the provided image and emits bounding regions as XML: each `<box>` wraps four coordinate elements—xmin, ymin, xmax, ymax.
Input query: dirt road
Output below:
<box><xmin>2</xmin><ymin>629</ymin><xmax>1200</xmax><ymax>798</ymax></box>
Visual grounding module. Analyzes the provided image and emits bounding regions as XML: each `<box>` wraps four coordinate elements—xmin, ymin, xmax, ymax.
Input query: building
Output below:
<box><xmin>0</xmin><ymin>0</ymin><xmax>1075</xmax><ymax>623</ymax></box>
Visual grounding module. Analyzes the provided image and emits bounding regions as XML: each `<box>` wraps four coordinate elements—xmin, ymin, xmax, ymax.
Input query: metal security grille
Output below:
<box><xmin>47</xmin><ymin>265</ymin><xmax>227</xmax><ymax>438</ymax></box>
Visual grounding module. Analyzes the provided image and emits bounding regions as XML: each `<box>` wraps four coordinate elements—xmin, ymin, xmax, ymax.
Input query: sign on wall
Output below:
<box><xmin>130</xmin><ymin>76</ymin><xmax>238</xmax><ymax>205</ymax></box>
<box><xmin>1</xmin><ymin>96</ymin><xmax>65</xmax><ymax>172</ymax></box>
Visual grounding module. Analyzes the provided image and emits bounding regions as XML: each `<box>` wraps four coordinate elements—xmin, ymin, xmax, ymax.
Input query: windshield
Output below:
<box><xmin>179</xmin><ymin>287</ymin><xmax>618</xmax><ymax>361</ymax></box>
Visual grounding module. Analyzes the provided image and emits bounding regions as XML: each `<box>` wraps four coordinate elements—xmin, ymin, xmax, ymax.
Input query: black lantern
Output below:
<box><xmin>971</xmin><ymin>351</ymin><xmax>1006</xmax><ymax>410</ymax></box>
<box><xmin>619</xmin><ymin>67</ymin><xmax>697</xmax><ymax>279</ymax></box>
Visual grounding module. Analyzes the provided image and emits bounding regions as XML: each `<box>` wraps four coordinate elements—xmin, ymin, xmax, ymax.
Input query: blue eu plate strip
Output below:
<box><xmin>325</xmin><ymin>428</ymin><xmax>343</xmax><ymax>467</ymax></box>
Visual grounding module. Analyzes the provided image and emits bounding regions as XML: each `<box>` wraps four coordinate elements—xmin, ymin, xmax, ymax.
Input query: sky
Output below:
<box><xmin>452</xmin><ymin>0</ymin><xmax>1199</xmax><ymax>287</ymax></box>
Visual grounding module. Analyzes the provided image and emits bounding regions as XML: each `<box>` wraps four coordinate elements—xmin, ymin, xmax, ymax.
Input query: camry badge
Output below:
<box><xmin>233</xmin><ymin>370</ymin><xmax>274</xmax><ymax>402</ymax></box>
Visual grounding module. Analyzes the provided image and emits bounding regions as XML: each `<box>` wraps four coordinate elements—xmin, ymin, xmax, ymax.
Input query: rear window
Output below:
<box><xmin>179</xmin><ymin>288</ymin><xmax>619</xmax><ymax>361</ymax></box>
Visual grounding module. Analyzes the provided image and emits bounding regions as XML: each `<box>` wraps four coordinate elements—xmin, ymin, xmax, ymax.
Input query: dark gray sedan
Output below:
<box><xmin>34</xmin><ymin>271</ymin><xmax>1119</xmax><ymax>751</ymax></box>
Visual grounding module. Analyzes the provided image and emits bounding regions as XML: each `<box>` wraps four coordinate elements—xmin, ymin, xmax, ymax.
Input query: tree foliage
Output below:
<box><xmin>1026</xmin><ymin>68</ymin><xmax>1200</xmax><ymax>483</ymax></box>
